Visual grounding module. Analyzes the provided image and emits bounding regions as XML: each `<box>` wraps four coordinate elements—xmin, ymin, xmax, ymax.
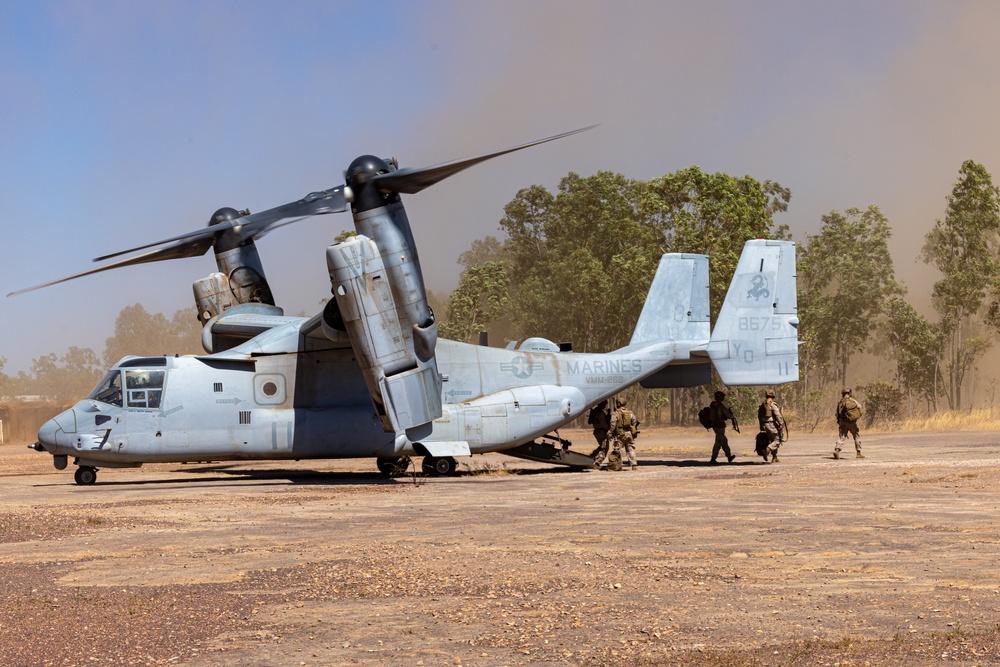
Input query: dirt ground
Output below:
<box><xmin>1</xmin><ymin>427</ymin><xmax>999</xmax><ymax>667</ymax></box>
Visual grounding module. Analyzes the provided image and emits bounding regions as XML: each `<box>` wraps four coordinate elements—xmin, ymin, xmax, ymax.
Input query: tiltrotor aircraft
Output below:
<box><xmin>13</xmin><ymin>128</ymin><xmax>799</xmax><ymax>484</ymax></box>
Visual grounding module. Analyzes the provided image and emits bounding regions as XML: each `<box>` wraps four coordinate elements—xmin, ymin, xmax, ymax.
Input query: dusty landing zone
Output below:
<box><xmin>1</xmin><ymin>428</ymin><xmax>999</xmax><ymax>667</ymax></box>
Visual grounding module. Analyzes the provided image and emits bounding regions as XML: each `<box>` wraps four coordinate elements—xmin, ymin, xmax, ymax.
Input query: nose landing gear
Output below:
<box><xmin>74</xmin><ymin>466</ymin><xmax>98</xmax><ymax>485</ymax></box>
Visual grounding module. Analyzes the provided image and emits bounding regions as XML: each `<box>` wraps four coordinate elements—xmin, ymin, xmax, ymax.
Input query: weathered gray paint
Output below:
<box><xmin>36</xmin><ymin>240</ymin><xmax>799</xmax><ymax>474</ymax></box>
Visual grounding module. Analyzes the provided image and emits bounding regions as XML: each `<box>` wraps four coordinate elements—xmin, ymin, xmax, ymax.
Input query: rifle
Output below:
<box><xmin>731</xmin><ymin>417</ymin><xmax>740</xmax><ymax>434</ymax></box>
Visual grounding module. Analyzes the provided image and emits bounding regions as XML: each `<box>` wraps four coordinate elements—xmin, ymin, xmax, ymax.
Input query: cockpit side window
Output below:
<box><xmin>124</xmin><ymin>370</ymin><xmax>165</xmax><ymax>409</ymax></box>
<box><xmin>88</xmin><ymin>371</ymin><xmax>124</xmax><ymax>407</ymax></box>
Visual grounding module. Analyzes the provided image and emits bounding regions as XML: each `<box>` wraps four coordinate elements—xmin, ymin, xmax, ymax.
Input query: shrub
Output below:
<box><xmin>858</xmin><ymin>380</ymin><xmax>903</xmax><ymax>428</ymax></box>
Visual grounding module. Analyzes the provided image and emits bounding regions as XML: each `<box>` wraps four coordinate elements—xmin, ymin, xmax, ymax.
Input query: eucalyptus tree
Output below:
<box><xmin>797</xmin><ymin>205</ymin><xmax>903</xmax><ymax>388</ymax></box>
<box><xmin>498</xmin><ymin>171</ymin><xmax>654</xmax><ymax>352</ymax></box>
<box><xmin>921</xmin><ymin>160</ymin><xmax>1000</xmax><ymax>410</ymax></box>
<box><xmin>439</xmin><ymin>261</ymin><xmax>511</xmax><ymax>344</ymax></box>
<box><xmin>883</xmin><ymin>297</ymin><xmax>944</xmax><ymax>412</ymax></box>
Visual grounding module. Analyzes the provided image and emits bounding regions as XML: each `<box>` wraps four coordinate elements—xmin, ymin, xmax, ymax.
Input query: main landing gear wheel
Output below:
<box><xmin>376</xmin><ymin>456</ymin><xmax>411</xmax><ymax>477</ymax></box>
<box><xmin>422</xmin><ymin>456</ymin><xmax>458</xmax><ymax>476</ymax></box>
<box><xmin>74</xmin><ymin>466</ymin><xmax>97</xmax><ymax>485</ymax></box>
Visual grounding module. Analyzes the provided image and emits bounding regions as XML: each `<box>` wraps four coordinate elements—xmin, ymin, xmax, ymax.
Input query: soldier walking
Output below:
<box><xmin>608</xmin><ymin>398</ymin><xmax>639</xmax><ymax>471</ymax></box>
<box><xmin>587</xmin><ymin>399</ymin><xmax>612</xmax><ymax>469</ymax></box>
<box><xmin>834</xmin><ymin>388</ymin><xmax>864</xmax><ymax>459</ymax></box>
<box><xmin>758</xmin><ymin>390</ymin><xmax>785</xmax><ymax>463</ymax></box>
<box><xmin>709</xmin><ymin>390</ymin><xmax>737</xmax><ymax>464</ymax></box>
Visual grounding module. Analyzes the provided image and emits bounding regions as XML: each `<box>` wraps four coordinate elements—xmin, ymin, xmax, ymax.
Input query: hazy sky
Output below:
<box><xmin>2</xmin><ymin>1</ymin><xmax>999</xmax><ymax>372</ymax></box>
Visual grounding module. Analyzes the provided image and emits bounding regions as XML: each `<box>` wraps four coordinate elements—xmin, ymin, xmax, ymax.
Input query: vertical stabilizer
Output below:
<box><xmin>707</xmin><ymin>240</ymin><xmax>798</xmax><ymax>385</ymax></box>
<box><xmin>630</xmin><ymin>253</ymin><xmax>710</xmax><ymax>346</ymax></box>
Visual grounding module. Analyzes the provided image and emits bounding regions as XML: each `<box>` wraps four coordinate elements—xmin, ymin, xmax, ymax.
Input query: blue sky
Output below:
<box><xmin>2</xmin><ymin>1</ymin><xmax>998</xmax><ymax>372</ymax></box>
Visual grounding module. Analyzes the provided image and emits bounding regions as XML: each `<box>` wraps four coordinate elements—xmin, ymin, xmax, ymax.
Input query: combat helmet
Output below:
<box><xmin>765</xmin><ymin>390</ymin><xmax>775</xmax><ymax>398</ymax></box>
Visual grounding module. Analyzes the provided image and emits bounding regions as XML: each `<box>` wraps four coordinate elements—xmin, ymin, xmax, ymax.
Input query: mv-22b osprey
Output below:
<box><xmin>13</xmin><ymin>128</ymin><xmax>799</xmax><ymax>485</ymax></box>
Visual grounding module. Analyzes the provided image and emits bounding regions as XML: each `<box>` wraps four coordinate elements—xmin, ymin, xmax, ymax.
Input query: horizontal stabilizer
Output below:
<box><xmin>707</xmin><ymin>240</ymin><xmax>799</xmax><ymax>385</ymax></box>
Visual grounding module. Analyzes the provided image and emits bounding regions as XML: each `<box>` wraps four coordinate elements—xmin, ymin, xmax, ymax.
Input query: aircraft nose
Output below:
<box><xmin>38</xmin><ymin>408</ymin><xmax>78</xmax><ymax>452</ymax></box>
<box><xmin>37</xmin><ymin>417</ymin><xmax>63</xmax><ymax>450</ymax></box>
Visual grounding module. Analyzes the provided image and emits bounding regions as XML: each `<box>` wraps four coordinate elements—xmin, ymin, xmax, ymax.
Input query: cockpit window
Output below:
<box><xmin>88</xmin><ymin>371</ymin><xmax>123</xmax><ymax>407</ymax></box>
<box><xmin>124</xmin><ymin>370</ymin><xmax>165</xmax><ymax>409</ymax></box>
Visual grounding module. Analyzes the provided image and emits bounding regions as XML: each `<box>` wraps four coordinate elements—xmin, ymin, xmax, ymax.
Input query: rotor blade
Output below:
<box><xmin>93</xmin><ymin>223</ymin><xmax>233</xmax><ymax>262</ymax></box>
<box><xmin>8</xmin><ymin>238</ymin><xmax>214</xmax><ymax>297</ymax></box>
<box><xmin>371</xmin><ymin>125</ymin><xmax>597</xmax><ymax>195</ymax></box>
<box><xmin>93</xmin><ymin>186</ymin><xmax>349</xmax><ymax>263</ymax></box>
<box><xmin>235</xmin><ymin>185</ymin><xmax>349</xmax><ymax>237</ymax></box>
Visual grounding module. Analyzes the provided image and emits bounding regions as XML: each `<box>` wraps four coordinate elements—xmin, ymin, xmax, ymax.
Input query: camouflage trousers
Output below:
<box><xmin>711</xmin><ymin>424</ymin><xmax>732</xmax><ymax>460</ymax></box>
<box><xmin>837</xmin><ymin>420</ymin><xmax>862</xmax><ymax>452</ymax></box>
<box><xmin>763</xmin><ymin>422</ymin><xmax>784</xmax><ymax>453</ymax></box>
<box><xmin>613</xmin><ymin>432</ymin><xmax>636</xmax><ymax>467</ymax></box>
<box><xmin>590</xmin><ymin>429</ymin><xmax>611</xmax><ymax>466</ymax></box>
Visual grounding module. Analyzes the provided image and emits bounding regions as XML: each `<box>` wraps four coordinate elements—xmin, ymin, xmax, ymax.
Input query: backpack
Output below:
<box><xmin>698</xmin><ymin>406</ymin><xmax>712</xmax><ymax>430</ymax></box>
<box><xmin>844</xmin><ymin>398</ymin><xmax>862</xmax><ymax>422</ymax></box>
<box><xmin>616</xmin><ymin>408</ymin><xmax>637</xmax><ymax>436</ymax></box>
<box><xmin>607</xmin><ymin>448</ymin><xmax>623</xmax><ymax>471</ymax></box>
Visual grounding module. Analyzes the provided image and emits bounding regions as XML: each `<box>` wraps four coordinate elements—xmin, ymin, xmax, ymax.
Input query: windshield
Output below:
<box><xmin>88</xmin><ymin>370</ymin><xmax>123</xmax><ymax>407</ymax></box>
<box><xmin>124</xmin><ymin>370</ymin><xmax>165</xmax><ymax>409</ymax></box>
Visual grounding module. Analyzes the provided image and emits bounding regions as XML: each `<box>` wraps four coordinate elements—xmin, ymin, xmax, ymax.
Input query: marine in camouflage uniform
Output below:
<box><xmin>608</xmin><ymin>398</ymin><xmax>638</xmax><ymax>471</ymax></box>
<box><xmin>709</xmin><ymin>390</ymin><xmax>736</xmax><ymax>464</ymax></box>
<box><xmin>587</xmin><ymin>400</ymin><xmax>612</xmax><ymax>468</ymax></box>
<box><xmin>834</xmin><ymin>388</ymin><xmax>864</xmax><ymax>459</ymax></box>
<box><xmin>758</xmin><ymin>390</ymin><xmax>785</xmax><ymax>463</ymax></box>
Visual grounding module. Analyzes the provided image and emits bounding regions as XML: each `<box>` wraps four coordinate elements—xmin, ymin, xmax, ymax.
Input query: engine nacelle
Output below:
<box><xmin>193</xmin><ymin>242</ymin><xmax>276</xmax><ymax>324</ymax></box>
<box><xmin>327</xmin><ymin>235</ymin><xmax>442</xmax><ymax>432</ymax></box>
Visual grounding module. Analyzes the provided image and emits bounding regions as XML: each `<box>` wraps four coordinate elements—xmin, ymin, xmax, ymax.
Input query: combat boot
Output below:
<box><xmin>630</xmin><ymin>464</ymin><xmax>637</xmax><ymax>471</ymax></box>
<box><xmin>727</xmin><ymin>454</ymin><xmax>736</xmax><ymax>463</ymax></box>
<box><xmin>856</xmin><ymin>452</ymin><xmax>865</xmax><ymax>459</ymax></box>
<box><xmin>770</xmin><ymin>453</ymin><xmax>780</xmax><ymax>463</ymax></box>
<box><xmin>833</xmin><ymin>448</ymin><xmax>840</xmax><ymax>460</ymax></box>
<box><xmin>710</xmin><ymin>459</ymin><xmax>719</xmax><ymax>464</ymax></box>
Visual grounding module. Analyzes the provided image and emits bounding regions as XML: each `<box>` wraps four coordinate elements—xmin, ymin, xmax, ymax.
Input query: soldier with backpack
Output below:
<box><xmin>701</xmin><ymin>390</ymin><xmax>737</xmax><ymax>464</ymax></box>
<box><xmin>608</xmin><ymin>398</ymin><xmax>639</xmax><ymax>471</ymax></box>
<box><xmin>758</xmin><ymin>390</ymin><xmax>786</xmax><ymax>463</ymax></box>
<box><xmin>834</xmin><ymin>388</ymin><xmax>864</xmax><ymax>459</ymax></box>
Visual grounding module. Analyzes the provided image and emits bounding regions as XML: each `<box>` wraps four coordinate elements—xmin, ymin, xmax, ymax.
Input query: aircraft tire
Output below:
<box><xmin>376</xmin><ymin>456</ymin><xmax>411</xmax><ymax>477</ymax></box>
<box><xmin>422</xmin><ymin>456</ymin><xmax>457</xmax><ymax>476</ymax></box>
<box><xmin>74</xmin><ymin>466</ymin><xmax>97</xmax><ymax>486</ymax></box>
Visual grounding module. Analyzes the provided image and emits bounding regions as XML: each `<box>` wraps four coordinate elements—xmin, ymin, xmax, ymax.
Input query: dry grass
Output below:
<box><xmin>463</xmin><ymin>459</ymin><xmax>519</xmax><ymax>475</ymax></box>
<box><xmin>888</xmin><ymin>409</ymin><xmax>1000</xmax><ymax>433</ymax></box>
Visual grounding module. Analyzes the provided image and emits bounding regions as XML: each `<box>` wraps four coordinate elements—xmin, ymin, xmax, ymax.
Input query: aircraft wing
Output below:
<box><xmin>205</xmin><ymin>308</ymin><xmax>352</xmax><ymax>355</ymax></box>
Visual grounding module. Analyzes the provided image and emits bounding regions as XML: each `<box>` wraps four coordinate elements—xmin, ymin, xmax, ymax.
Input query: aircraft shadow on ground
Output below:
<box><xmin>639</xmin><ymin>459</ymin><xmax>769</xmax><ymax>467</ymax></box>
<box><xmin>32</xmin><ymin>461</ymin><xmax>599</xmax><ymax>488</ymax></box>
<box><xmin>35</xmin><ymin>460</ymin><xmax>783</xmax><ymax>489</ymax></box>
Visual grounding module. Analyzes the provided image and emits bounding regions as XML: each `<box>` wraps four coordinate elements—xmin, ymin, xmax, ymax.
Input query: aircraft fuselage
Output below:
<box><xmin>36</xmin><ymin>334</ymin><xmax>691</xmax><ymax>467</ymax></box>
